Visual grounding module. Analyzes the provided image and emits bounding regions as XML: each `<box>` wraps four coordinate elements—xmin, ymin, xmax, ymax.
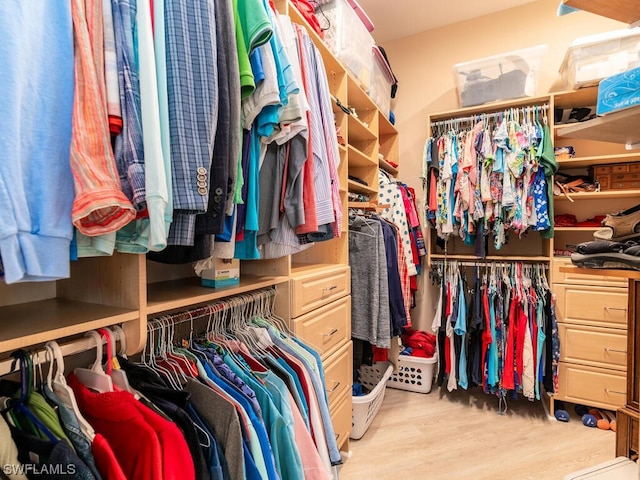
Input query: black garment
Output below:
<box><xmin>379</xmin><ymin>219</ymin><xmax>407</xmax><ymax>336</ymax></box>
<box><xmin>10</xmin><ymin>426</ymin><xmax>95</xmax><ymax>480</ymax></box>
<box><xmin>543</xmin><ymin>290</ymin><xmax>555</xmax><ymax>394</ymax></box>
<box><xmin>352</xmin><ymin>339</ymin><xmax>374</xmax><ymax>371</ymax></box>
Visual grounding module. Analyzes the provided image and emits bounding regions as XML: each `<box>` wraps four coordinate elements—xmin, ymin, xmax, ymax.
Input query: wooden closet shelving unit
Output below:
<box><xmin>0</xmin><ymin>0</ymin><xmax>402</xmax><ymax>457</ymax></box>
<box><xmin>562</xmin><ymin>0</ymin><xmax>640</xmax><ymax>26</ymax></box>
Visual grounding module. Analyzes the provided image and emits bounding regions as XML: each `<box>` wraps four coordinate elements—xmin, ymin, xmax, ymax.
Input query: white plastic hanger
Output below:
<box><xmin>45</xmin><ymin>341</ymin><xmax>96</xmax><ymax>441</ymax></box>
<box><xmin>97</xmin><ymin>328</ymin><xmax>137</xmax><ymax>396</ymax></box>
<box><xmin>73</xmin><ymin>331</ymin><xmax>114</xmax><ymax>393</ymax></box>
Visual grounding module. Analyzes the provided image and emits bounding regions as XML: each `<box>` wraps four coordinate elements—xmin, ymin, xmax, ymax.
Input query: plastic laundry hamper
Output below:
<box><xmin>386</xmin><ymin>354</ymin><xmax>437</xmax><ymax>394</ymax></box>
<box><xmin>350</xmin><ymin>361</ymin><xmax>393</xmax><ymax>440</ymax></box>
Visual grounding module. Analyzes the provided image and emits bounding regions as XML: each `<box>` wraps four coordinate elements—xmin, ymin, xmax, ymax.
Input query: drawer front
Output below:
<box><xmin>558</xmin><ymin>323</ymin><xmax>627</xmax><ymax>370</ymax></box>
<box><xmin>292</xmin><ymin>296</ymin><xmax>351</xmax><ymax>360</ymax></box>
<box><xmin>291</xmin><ymin>266</ymin><xmax>350</xmax><ymax>317</ymax></box>
<box><xmin>330</xmin><ymin>391</ymin><xmax>352</xmax><ymax>452</ymax></box>
<box><xmin>552</xmin><ymin>258</ymin><xmax>628</xmax><ymax>287</ymax></box>
<box><xmin>593</xmin><ymin>166</ymin><xmax>611</xmax><ymax>175</ymax></box>
<box><xmin>611</xmin><ymin>164</ymin><xmax>630</xmax><ymax>173</ymax></box>
<box><xmin>554</xmin><ymin>284</ymin><xmax>628</xmax><ymax>328</ymax></box>
<box><xmin>557</xmin><ymin>363</ymin><xmax>627</xmax><ymax>410</ymax></box>
<box><xmin>324</xmin><ymin>341</ymin><xmax>352</xmax><ymax>408</ymax></box>
<box><xmin>630</xmin><ymin>163</ymin><xmax>640</xmax><ymax>173</ymax></box>
<box><xmin>610</xmin><ymin>179</ymin><xmax>640</xmax><ymax>190</ymax></box>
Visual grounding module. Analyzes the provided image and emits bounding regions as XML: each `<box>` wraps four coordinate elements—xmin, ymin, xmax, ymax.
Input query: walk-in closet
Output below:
<box><xmin>1</xmin><ymin>0</ymin><xmax>639</xmax><ymax>479</ymax></box>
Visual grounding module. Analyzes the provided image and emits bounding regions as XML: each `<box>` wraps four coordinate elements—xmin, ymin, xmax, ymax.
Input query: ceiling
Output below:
<box><xmin>355</xmin><ymin>0</ymin><xmax>539</xmax><ymax>43</ymax></box>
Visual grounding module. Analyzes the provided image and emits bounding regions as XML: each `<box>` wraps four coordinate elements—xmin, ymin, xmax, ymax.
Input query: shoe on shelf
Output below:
<box><xmin>594</xmin><ymin>203</ymin><xmax>640</xmax><ymax>241</ymax></box>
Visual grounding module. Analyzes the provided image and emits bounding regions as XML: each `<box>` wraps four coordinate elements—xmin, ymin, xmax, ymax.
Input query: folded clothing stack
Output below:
<box><xmin>571</xmin><ymin>203</ymin><xmax>640</xmax><ymax>271</ymax></box>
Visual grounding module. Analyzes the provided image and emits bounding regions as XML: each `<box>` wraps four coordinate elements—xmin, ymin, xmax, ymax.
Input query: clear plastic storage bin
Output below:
<box><xmin>560</xmin><ymin>28</ymin><xmax>640</xmax><ymax>89</ymax></box>
<box><xmin>319</xmin><ymin>0</ymin><xmax>374</xmax><ymax>89</ymax></box>
<box><xmin>369</xmin><ymin>46</ymin><xmax>394</xmax><ymax>116</ymax></box>
<box><xmin>453</xmin><ymin>45</ymin><xmax>547</xmax><ymax>107</ymax></box>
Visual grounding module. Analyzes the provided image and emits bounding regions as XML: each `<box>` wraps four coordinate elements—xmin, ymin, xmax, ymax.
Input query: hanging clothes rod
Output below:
<box><xmin>430</xmin><ymin>104</ymin><xmax>549</xmax><ymax>128</ymax></box>
<box><xmin>0</xmin><ymin>335</ymin><xmax>117</xmax><ymax>377</ymax></box>
<box><xmin>430</xmin><ymin>259</ymin><xmax>550</xmax><ymax>268</ymax></box>
<box><xmin>147</xmin><ymin>287</ymin><xmax>277</xmax><ymax>330</ymax></box>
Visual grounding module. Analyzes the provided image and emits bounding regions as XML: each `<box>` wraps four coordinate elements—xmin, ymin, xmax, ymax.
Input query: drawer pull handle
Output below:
<box><xmin>326</xmin><ymin>381</ymin><xmax>341</xmax><ymax>393</ymax></box>
<box><xmin>323</xmin><ymin>328</ymin><xmax>339</xmax><ymax>337</ymax></box>
<box><xmin>605</xmin><ymin>389</ymin><xmax>626</xmax><ymax>396</ymax></box>
<box><xmin>323</xmin><ymin>285</ymin><xmax>338</xmax><ymax>293</ymax></box>
<box><xmin>604</xmin><ymin>307</ymin><xmax>627</xmax><ymax>312</ymax></box>
<box><xmin>604</xmin><ymin>348</ymin><xmax>627</xmax><ymax>354</ymax></box>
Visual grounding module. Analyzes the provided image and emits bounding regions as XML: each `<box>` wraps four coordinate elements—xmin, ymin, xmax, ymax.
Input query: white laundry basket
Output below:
<box><xmin>386</xmin><ymin>354</ymin><xmax>437</xmax><ymax>394</ymax></box>
<box><xmin>351</xmin><ymin>361</ymin><xmax>393</xmax><ymax>440</ymax></box>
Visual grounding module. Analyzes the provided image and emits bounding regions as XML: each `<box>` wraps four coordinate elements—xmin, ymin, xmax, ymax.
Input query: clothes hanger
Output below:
<box><xmin>3</xmin><ymin>350</ymin><xmax>59</xmax><ymax>443</ymax></box>
<box><xmin>44</xmin><ymin>341</ymin><xmax>95</xmax><ymax>441</ymax></box>
<box><xmin>97</xmin><ymin>328</ymin><xmax>137</xmax><ymax>395</ymax></box>
<box><xmin>73</xmin><ymin>331</ymin><xmax>114</xmax><ymax>393</ymax></box>
<box><xmin>146</xmin><ymin>320</ymin><xmax>181</xmax><ymax>390</ymax></box>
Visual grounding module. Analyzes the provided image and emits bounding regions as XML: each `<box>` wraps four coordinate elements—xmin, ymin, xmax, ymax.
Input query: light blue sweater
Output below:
<box><xmin>0</xmin><ymin>1</ymin><xmax>75</xmax><ymax>283</ymax></box>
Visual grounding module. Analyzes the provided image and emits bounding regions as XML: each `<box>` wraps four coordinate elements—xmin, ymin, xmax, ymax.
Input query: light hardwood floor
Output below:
<box><xmin>339</xmin><ymin>387</ymin><xmax>618</xmax><ymax>480</ymax></box>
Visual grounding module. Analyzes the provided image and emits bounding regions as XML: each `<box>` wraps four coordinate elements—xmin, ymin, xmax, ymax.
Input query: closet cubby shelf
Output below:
<box><xmin>348</xmin><ymin>115</ymin><xmax>377</xmax><ymax>143</ymax></box>
<box><xmin>338</xmin><ymin>144</ymin><xmax>347</xmax><ymax>154</ymax></box>
<box><xmin>562</xmin><ymin>0</ymin><xmax>640</xmax><ymax>25</ymax></box>
<box><xmin>553</xmin><ymin>86</ymin><xmax>599</xmax><ymax>108</ymax></box>
<box><xmin>146</xmin><ymin>275</ymin><xmax>289</xmax><ymax>315</ymax></box>
<box><xmin>378</xmin><ymin>113</ymin><xmax>397</xmax><ymax>137</ymax></box>
<box><xmin>557</xmin><ymin>153</ymin><xmax>640</xmax><ymax>169</ymax></box>
<box><xmin>554</xmin><ymin>189</ymin><xmax>640</xmax><ymax>201</ymax></box>
<box><xmin>347</xmin><ymin>179</ymin><xmax>377</xmax><ymax>196</ymax></box>
<box><xmin>558</xmin><ymin>105</ymin><xmax>640</xmax><ymax>147</ymax></box>
<box><xmin>0</xmin><ymin>299</ymin><xmax>138</xmax><ymax>353</ymax></box>
<box><xmin>348</xmin><ymin>145</ymin><xmax>377</xmax><ymax>167</ymax></box>
<box><xmin>379</xmin><ymin>158</ymin><xmax>398</xmax><ymax>176</ymax></box>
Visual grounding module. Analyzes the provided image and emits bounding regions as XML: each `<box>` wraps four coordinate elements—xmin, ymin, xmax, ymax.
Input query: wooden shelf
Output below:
<box><xmin>147</xmin><ymin>275</ymin><xmax>289</xmax><ymax>315</ymax></box>
<box><xmin>379</xmin><ymin>113</ymin><xmax>398</xmax><ymax>136</ymax></box>
<box><xmin>338</xmin><ymin>143</ymin><xmax>347</xmax><ymax>154</ymax></box>
<box><xmin>347</xmin><ymin>75</ymin><xmax>376</xmax><ymax>112</ymax></box>
<box><xmin>560</xmin><ymin>265</ymin><xmax>640</xmax><ymax>280</ymax></box>
<box><xmin>379</xmin><ymin>157</ymin><xmax>399</xmax><ymax>176</ymax></box>
<box><xmin>0</xmin><ymin>299</ymin><xmax>139</xmax><ymax>354</ymax></box>
<box><xmin>558</xmin><ymin>106</ymin><xmax>640</xmax><ymax>147</ymax></box>
<box><xmin>429</xmin><ymin>94</ymin><xmax>551</xmax><ymax>122</ymax></box>
<box><xmin>562</xmin><ymin>0</ymin><xmax>640</xmax><ymax>25</ymax></box>
<box><xmin>552</xmin><ymin>86</ymin><xmax>599</xmax><ymax>109</ymax></box>
<box><xmin>347</xmin><ymin>179</ymin><xmax>377</xmax><ymax>196</ymax></box>
<box><xmin>348</xmin><ymin>145</ymin><xmax>377</xmax><ymax>167</ymax></box>
<box><xmin>557</xmin><ymin>153</ymin><xmax>640</xmax><ymax>169</ymax></box>
<box><xmin>554</xmin><ymin>189</ymin><xmax>640</xmax><ymax>200</ymax></box>
<box><xmin>347</xmin><ymin>202</ymin><xmax>389</xmax><ymax>211</ymax></box>
<box><xmin>554</xmin><ymin>226</ymin><xmax>600</xmax><ymax>232</ymax></box>
<box><xmin>348</xmin><ymin>115</ymin><xmax>377</xmax><ymax>143</ymax></box>
<box><xmin>429</xmin><ymin>254</ymin><xmax>551</xmax><ymax>262</ymax></box>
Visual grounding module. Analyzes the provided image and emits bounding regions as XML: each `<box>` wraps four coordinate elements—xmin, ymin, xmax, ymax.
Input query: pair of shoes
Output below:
<box><xmin>554</xmin><ymin>400</ymin><xmax>570</xmax><ymax>422</ymax></box>
<box><xmin>594</xmin><ymin>203</ymin><xmax>640</xmax><ymax>241</ymax></box>
<box><xmin>589</xmin><ymin>409</ymin><xmax>616</xmax><ymax>431</ymax></box>
<box><xmin>571</xmin><ymin>239</ymin><xmax>640</xmax><ymax>271</ymax></box>
<box><xmin>574</xmin><ymin>404</ymin><xmax>598</xmax><ymax>427</ymax></box>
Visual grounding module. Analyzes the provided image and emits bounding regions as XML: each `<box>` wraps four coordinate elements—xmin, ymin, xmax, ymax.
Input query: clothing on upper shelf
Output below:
<box><xmin>430</xmin><ymin>261</ymin><xmax>559</xmax><ymax>401</ymax></box>
<box><xmin>423</xmin><ymin>108</ymin><xmax>558</xmax><ymax>253</ymax></box>
<box><xmin>0</xmin><ymin>0</ymin><xmax>344</xmax><ymax>284</ymax></box>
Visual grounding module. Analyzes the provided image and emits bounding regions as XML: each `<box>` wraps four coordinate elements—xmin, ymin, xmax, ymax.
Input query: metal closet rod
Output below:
<box><xmin>430</xmin><ymin>259</ymin><xmax>550</xmax><ymax>268</ymax></box>
<box><xmin>430</xmin><ymin>104</ymin><xmax>549</xmax><ymax>128</ymax></box>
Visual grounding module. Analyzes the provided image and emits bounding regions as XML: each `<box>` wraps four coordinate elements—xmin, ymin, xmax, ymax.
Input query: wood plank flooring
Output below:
<box><xmin>339</xmin><ymin>387</ymin><xmax>618</xmax><ymax>480</ymax></box>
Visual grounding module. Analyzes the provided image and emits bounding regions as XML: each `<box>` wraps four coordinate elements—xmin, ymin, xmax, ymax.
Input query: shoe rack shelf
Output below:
<box><xmin>562</xmin><ymin>0</ymin><xmax>640</xmax><ymax>26</ymax></box>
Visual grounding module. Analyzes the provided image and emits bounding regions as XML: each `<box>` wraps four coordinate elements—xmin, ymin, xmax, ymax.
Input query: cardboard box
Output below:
<box><xmin>201</xmin><ymin>258</ymin><xmax>240</xmax><ymax>288</ymax></box>
<box><xmin>597</xmin><ymin>66</ymin><xmax>640</xmax><ymax>115</ymax></box>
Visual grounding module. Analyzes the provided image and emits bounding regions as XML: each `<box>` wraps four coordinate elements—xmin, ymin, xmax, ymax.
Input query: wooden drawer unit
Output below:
<box><xmin>559</xmin><ymin>323</ymin><xmax>627</xmax><ymax>371</ymax></box>
<box><xmin>554</xmin><ymin>284</ymin><xmax>628</xmax><ymax>328</ymax></box>
<box><xmin>553</xmin><ymin>258</ymin><xmax>628</xmax><ymax>287</ymax></box>
<box><xmin>557</xmin><ymin>362</ymin><xmax>627</xmax><ymax>410</ymax></box>
<box><xmin>330</xmin><ymin>390</ymin><xmax>352</xmax><ymax>452</ymax></box>
<box><xmin>291</xmin><ymin>296</ymin><xmax>351</xmax><ymax>360</ymax></box>
<box><xmin>290</xmin><ymin>265</ymin><xmax>350</xmax><ymax>317</ymax></box>
<box><xmin>592</xmin><ymin>162</ymin><xmax>640</xmax><ymax>191</ymax></box>
<box><xmin>323</xmin><ymin>341</ymin><xmax>352</xmax><ymax>408</ymax></box>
